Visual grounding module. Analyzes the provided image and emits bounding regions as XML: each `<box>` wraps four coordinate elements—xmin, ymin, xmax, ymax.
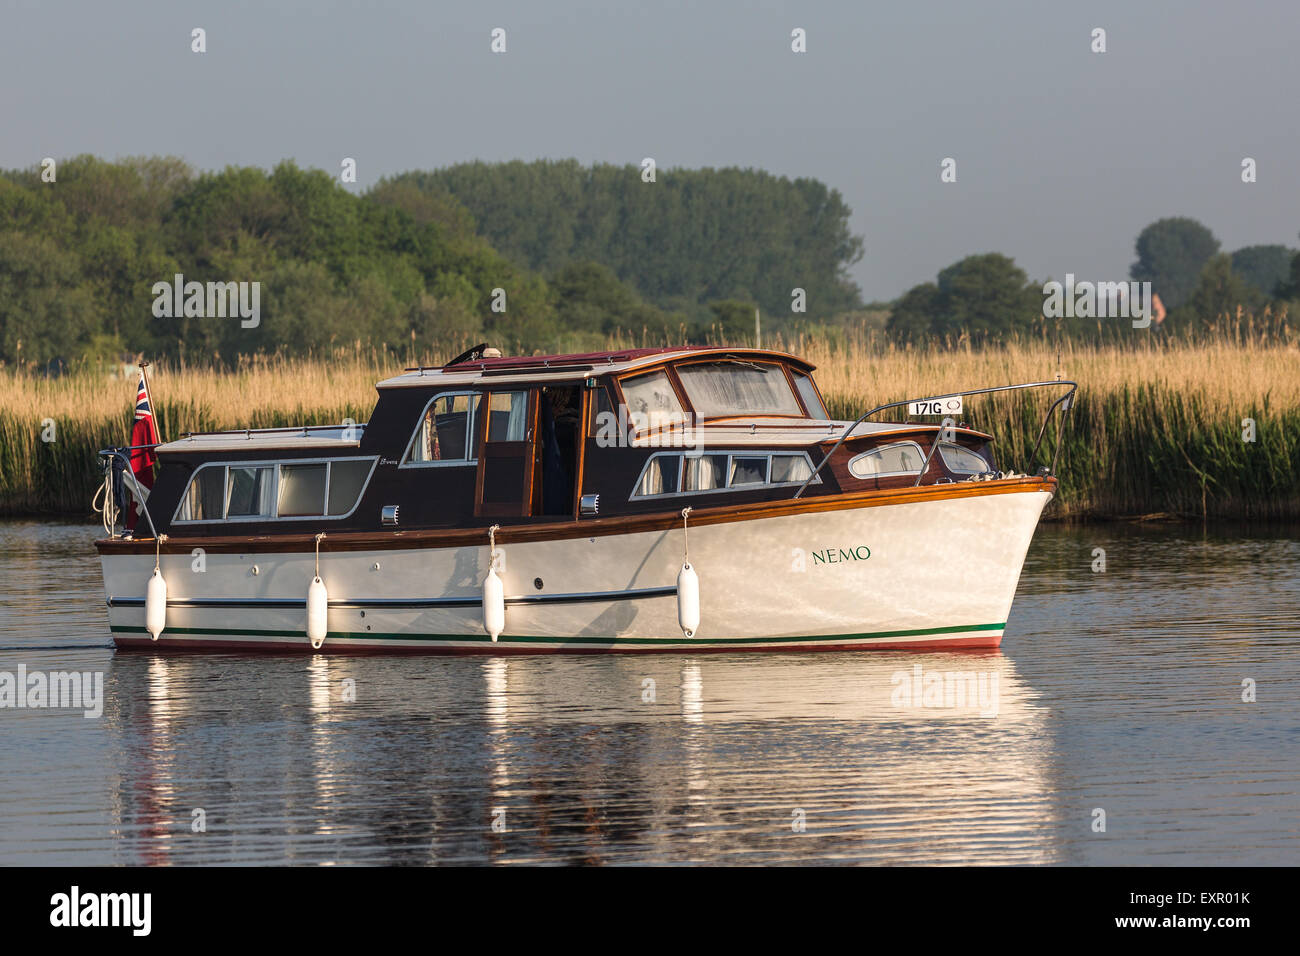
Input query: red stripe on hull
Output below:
<box><xmin>111</xmin><ymin>632</ymin><xmax>1002</xmax><ymax>655</ymax></box>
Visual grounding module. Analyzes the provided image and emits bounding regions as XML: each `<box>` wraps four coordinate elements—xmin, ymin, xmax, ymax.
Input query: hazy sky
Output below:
<box><xmin>4</xmin><ymin>0</ymin><xmax>1298</xmax><ymax>301</ymax></box>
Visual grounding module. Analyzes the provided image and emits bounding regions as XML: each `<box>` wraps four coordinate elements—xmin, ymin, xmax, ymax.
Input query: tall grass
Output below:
<box><xmin>1</xmin><ymin>334</ymin><xmax>1297</xmax><ymax>520</ymax></box>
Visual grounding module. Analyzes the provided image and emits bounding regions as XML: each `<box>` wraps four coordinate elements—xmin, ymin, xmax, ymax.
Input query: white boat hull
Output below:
<box><xmin>101</xmin><ymin>485</ymin><xmax>1052</xmax><ymax>653</ymax></box>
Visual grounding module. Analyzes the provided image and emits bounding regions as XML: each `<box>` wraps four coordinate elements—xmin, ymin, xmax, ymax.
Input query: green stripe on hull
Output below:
<box><xmin>110</xmin><ymin>621</ymin><xmax>1005</xmax><ymax>645</ymax></box>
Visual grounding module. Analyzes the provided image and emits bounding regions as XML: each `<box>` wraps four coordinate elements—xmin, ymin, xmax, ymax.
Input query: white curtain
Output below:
<box><xmin>684</xmin><ymin>455</ymin><xmax>723</xmax><ymax>491</ymax></box>
<box><xmin>639</xmin><ymin>458</ymin><xmax>667</xmax><ymax>496</ymax></box>
<box><xmin>504</xmin><ymin>391</ymin><xmax>528</xmax><ymax>441</ymax></box>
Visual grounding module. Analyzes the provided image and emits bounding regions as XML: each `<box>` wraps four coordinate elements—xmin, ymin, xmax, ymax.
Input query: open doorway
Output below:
<box><xmin>538</xmin><ymin>385</ymin><xmax>581</xmax><ymax>516</ymax></box>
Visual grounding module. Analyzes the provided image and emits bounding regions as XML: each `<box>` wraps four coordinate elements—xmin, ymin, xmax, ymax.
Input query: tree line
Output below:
<box><xmin>2</xmin><ymin>154</ymin><xmax>1289</xmax><ymax>367</ymax></box>
<box><xmin>0</xmin><ymin>156</ymin><xmax>865</xmax><ymax>367</ymax></box>
<box><xmin>885</xmin><ymin>217</ymin><xmax>1299</xmax><ymax>343</ymax></box>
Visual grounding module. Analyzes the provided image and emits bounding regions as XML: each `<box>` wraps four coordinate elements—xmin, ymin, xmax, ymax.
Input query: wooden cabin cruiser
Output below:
<box><xmin>96</xmin><ymin>346</ymin><xmax>1075</xmax><ymax>653</ymax></box>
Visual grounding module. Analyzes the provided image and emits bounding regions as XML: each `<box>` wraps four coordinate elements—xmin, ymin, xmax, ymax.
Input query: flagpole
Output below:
<box><xmin>138</xmin><ymin>360</ymin><xmax>164</xmax><ymax>444</ymax></box>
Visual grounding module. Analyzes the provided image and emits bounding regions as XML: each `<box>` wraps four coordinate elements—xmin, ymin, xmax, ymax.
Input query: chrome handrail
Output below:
<box><xmin>792</xmin><ymin>380</ymin><xmax>1078</xmax><ymax>499</ymax></box>
<box><xmin>176</xmin><ymin>423</ymin><xmax>368</xmax><ymax>439</ymax></box>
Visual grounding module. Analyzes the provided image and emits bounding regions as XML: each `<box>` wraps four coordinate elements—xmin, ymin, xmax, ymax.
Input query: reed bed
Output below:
<box><xmin>796</xmin><ymin>333</ymin><xmax>1300</xmax><ymax>520</ymax></box>
<box><xmin>1</xmin><ymin>336</ymin><xmax>1297</xmax><ymax>521</ymax></box>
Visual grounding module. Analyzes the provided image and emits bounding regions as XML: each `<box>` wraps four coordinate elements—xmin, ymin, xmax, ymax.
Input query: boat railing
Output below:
<box><xmin>792</xmin><ymin>380</ymin><xmax>1078</xmax><ymax>499</ymax></box>
<box><xmin>174</xmin><ymin>423</ymin><xmax>368</xmax><ymax>440</ymax></box>
<box><xmin>95</xmin><ymin>446</ymin><xmax>162</xmax><ymax>540</ymax></box>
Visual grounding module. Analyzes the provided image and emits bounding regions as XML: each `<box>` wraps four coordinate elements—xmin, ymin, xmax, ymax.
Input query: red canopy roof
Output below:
<box><xmin>443</xmin><ymin>346</ymin><xmax>711</xmax><ymax>370</ymax></box>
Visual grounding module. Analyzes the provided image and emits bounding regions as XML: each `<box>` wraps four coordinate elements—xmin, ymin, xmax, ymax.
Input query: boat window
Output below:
<box><xmin>848</xmin><ymin>442</ymin><xmax>926</xmax><ymax>479</ymax></box>
<box><xmin>729</xmin><ymin>456</ymin><xmax>768</xmax><ymax>486</ymax></box>
<box><xmin>770</xmin><ymin>453</ymin><xmax>813</xmax><ymax>484</ymax></box>
<box><xmin>227</xmin><ymin>465</ymin><xmax>275</xmax><ymax>518</ymax></box>
<box><xmin>177</xmin><ymin>465</ymin><xmax>225</xmax><ymax>521</ymax></box>
<box><xmin>407</xmin><ymin>392</ymin><xmax>480</xmax><ymax>464</ymax></box>
<box><xmin>174</xmin><ymin>458</ymin><xmax>377</xmax><ymax>523</ymax></box>
<box><xmin>633</xmin><ymin>452</ymin><xmax>821</xmax><ymax>498</ymax></box>
<box><xmin>620</xmin><ymin>370</ymin><xmax>686</xmax><ymax>431</ymax></box>
<box><xmin>278</xmin><ymin>463</ymin><xmax>327</xmax><ymax>517</ymax></box>
<box><xmin>677</xmin><ymin>362</ymin><xmax>802</xmax><ymax>418</ymax></box>
<box><xmin>938</xmin><ymin>441</ymin><xmax>990</xmax><ymax>474</ymax></box>
<box><xmin>637</xmin><ymin>455</ymin><xmax>681</xmax><ymax>496</ymax></box>
<box><xmin>327</xmin><ymin>459</ymin><xmax>371</xmax><ymax>515</ymax></box>
<box><xmin>486</xmin><ymin>391</ymin><xmax>529</xmax><ymax>442</ymax></box>
<box><xmin>682</xmin><ymin>454</ymin><xmax>728</xmax><ymax>492</ymax></box>
<box><xmin>792</xmin><ymin>371</ymin><xmax>828</xmax><ymax>419</ymax></box>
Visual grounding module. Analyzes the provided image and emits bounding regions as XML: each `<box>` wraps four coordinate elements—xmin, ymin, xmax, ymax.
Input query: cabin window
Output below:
<box><xmin>729</xmin><ymin>456</ymin><xmax>768</xmax><ymax>486</ymax></box>
<box><xmin>485</xmin><ymin>391</ymin><xmax>529</xmax><ymax>442</ymax></box>
<box><xmin>677</xmin><ymin>362</ymin><xmax>802</xmax><ymax>418</ymax></box>
<box><xmin>173</xmin><ymin>458</ymin><xmax>377</xmax><ymax>523</ymax></box>
<box><xmin>177</xmin><ymin>465</ymin><xmax>225</xmax><ymax>521</ymax></box>
<box><xmin>227</xmin><ymin>465</ymin><xmax>275</xmax><ymax>518</ymax></box>
<box><xmin>620</xmin><ymin>370</ymin><xmax>686</xmax><ymax>431</ymax></box>
<box><xmin>278</xmin><ymin>463</ymin><xmax>327</xmax><ymax>517</ymax></box>
<box><xmin>848</xmin><ymin>442</ymin><xmax>926</xmax><ymax>479</ymax></box>
<box><xmin>792</xmin><ymin>371</ymin><xmax>828</xmax><ymax>419</ymax></box>
<box><xmin>327</xmin><ymin>459</ymin><xmax>372</xmax><ymax>515</ymax></box>
<box><xmin>937</xmin><ymin>441</ymin><xmax>990</xmax><ymax>475</ymax></box>
<box><xmin>638</xmin><ymin>455</ymin><xmax>681</xmax><ymax>496</ymax></box>
<box><xmin>770</xmin><ymin>453</ymin><xmax>813</xmax><ymax>483</ymax></box>
<box><xmin>682</xmin><ymin>454</ymin><xmax>728</xmax><ymax>492</ymax></box>
<box><xmin>633</xmin><ymin>451</ymin><xmax>820</xmax><ymax>499</ymax></box>
<box><xmin>406</xmin><ymin>392</ymin><xmax>482</xmax><ymax>465</ymax></box>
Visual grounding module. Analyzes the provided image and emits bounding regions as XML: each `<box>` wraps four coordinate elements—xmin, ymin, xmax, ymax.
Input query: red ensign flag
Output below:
<box><xmin>126</xmin><ymin>370</ymin><xmax>159</xmax><ymax>531</ymax></box>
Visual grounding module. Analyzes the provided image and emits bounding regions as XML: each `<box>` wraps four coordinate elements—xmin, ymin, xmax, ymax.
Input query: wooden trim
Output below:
<box><xmin>780</xmin><ymin>363</ymin><xmax>809</xmax><ymax>417</ymax></box>
<box><xmin>663</xmin><ymin>363</ymin><xmax>691</xmax><ymax>417</ymax></box>
<box><xmin>98</xmin><ymin>475</ymin><xmax>1056</xmax><ymax>555</ymax></box>
<box><xmin>573</xmin><ymin>386</ymin><xmax>590</xmax><ymax>520</ymax></box>
<box><xmin>471</xmin><ymin>389</ymin><xmax>489</xmax><ymax>511</ymax></box>
<box><xmin>608</xmin><ymin>348</ymin><xmax>816</xmax><ymax>381</ymax></box>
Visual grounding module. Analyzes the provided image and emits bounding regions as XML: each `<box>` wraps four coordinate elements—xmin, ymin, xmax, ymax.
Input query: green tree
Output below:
<box><xmin>1229</xmin><ymin>245</ymin><xmax>1295</xmax><ymax>298</ymax></box>
<box><xmin>887</xmin><ymin>254</ymin><xmax>1039</xmax><ymax>342</ymax></box>
<box><xmin>0</xmin><ymin>231</ymin><xmax>102</xmax><ymax>364</ymax></box>
<box><xmin>1130</xmin><ymin>217</ymin><xmax>1220</xmax><ymax>308</ymax></box>
<box><xmin>395</xmin><ymin>161</ymin><xmax>864</xmax><ymax>321</ymax></box>
<box><xmin>551</xmin><ymin>261</ymin><xmax>673</xmax><ymax>336</ymax></box>
<box><xmin>1178</xmin><ymin>254</ymin><xmax>1265</xmax><ymax>329</ymax></box>
<box><xmin>707</xmin><ymin>300</ymin><xmax>758</xmax><ymax>343</ymax></box>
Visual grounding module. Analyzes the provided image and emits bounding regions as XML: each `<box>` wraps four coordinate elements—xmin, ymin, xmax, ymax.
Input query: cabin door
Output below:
<box><xmin>474</xmin><ymin>389</ymin><xmax>536</xmax><ymax>517</ymax></box>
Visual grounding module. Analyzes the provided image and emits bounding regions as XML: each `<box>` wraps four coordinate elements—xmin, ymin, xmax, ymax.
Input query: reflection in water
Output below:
<box><xmin>0</xmin><ymin>519</ymin><xmax>1296</xmax><ymax>865</ymax></box>
<box><xmin>93</xmin><ymin>648</ymin><xmax>1056</xmax><ymax>865</ymax></box>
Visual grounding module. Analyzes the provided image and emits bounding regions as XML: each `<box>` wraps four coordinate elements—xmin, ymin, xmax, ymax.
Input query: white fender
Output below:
<box><xmin>145</xmin><ymin>567</ymin><xmax>167</xmax><ymax>640</ymax></box>
<box><xmin>483</xmin><ymin>565</ymin><xmax>505</xmax><ymax>642</ymax></box>
<box><xmin>307</xmin><ymin>576</ymin><xmax>328</xmax><ymax>649</ymax></box>
<box><xmin>677</xmin><ymin>562</ymin><xmax>700</xmax><ymax>638</ymax></box>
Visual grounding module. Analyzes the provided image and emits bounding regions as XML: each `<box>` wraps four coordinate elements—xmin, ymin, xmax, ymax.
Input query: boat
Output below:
<box><xmin>95</xmin><ymin>345</ymin><xmax>1075</xmax><ymax>653</ymax></box>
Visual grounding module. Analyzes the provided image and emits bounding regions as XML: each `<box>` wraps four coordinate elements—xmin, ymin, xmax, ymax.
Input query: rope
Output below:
<box><xmin>314</xmin><ymin>532</ymin><xmax>326</xmax><ymax>578</ymax></box>
<box><xmin>92</xmin><ymin>476</ymin><xmax>116</xmax><ymax>536</ymax></box>
<box><xmin>488</xmin><ymin>524</ymin><xmax>501</xmax><ymax>567</ymax></box>
<box><xmin>680</xmin><ymin>507</ymin><xmax>692</xmax><ymax>561</ymax></box>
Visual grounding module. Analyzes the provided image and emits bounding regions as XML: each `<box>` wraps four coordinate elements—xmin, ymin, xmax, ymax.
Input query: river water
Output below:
<box><xmin>0</xmin><ymin>519</ymin><xmax>1295</xmax><ymax>865</ymax></box>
